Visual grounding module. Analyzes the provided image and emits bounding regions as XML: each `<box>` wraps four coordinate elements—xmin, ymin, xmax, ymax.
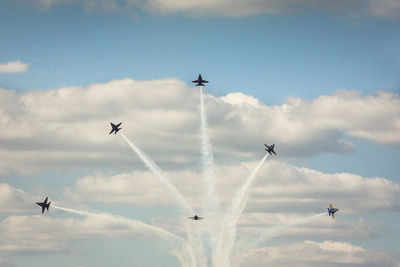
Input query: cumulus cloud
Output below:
<box><xmin>0</xmin><ymin>78</ymin><xmax>399</xmax><ymax>175</ymax></box>
<box><xmin>17</xmin><ymin>0</ymin><xmax>400</xmax><ymax>19</ymax></box>
<box><xmin>0</xmin><ymin>183</ymin><xmax>37</xmax><ymax>213</ymax></box>
<box><xmin>0</xmin><ymin>214</ymin><xmax>172</xmax><ymax>253</ymax></box>
<box><xmin>0</xmin><ymin>60</ymin><xmax>29</xmax><ymax>73</ymax></box>
<box><xmin>65</xmin><ymin>161</ymin><xmax>400</xmax><ymax>215</ymax></box>
<box><xmin>236</xmin><ymin>240</ymin><xmax>400</xmax><ymax>266</ymax></box>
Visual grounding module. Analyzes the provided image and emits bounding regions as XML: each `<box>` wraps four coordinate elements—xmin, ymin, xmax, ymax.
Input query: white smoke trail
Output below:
<box><xmin>120</xmin><ymin>133</ymin><xmax>194</xmax><ymax>215</ymax></box>
<box><xmin>235</xmin><ymin>212</ymin><xmax>328</xmax><ymax>263</ymax></box>
<box><xmin>255</xmin><ymin>212</ymin><xmax>328</xmax><ymax>245</ymax></box>
<box><xmin>199</xmin><ymin>87</ymin><xmax>220</xmax><ymax>260</ymax></box>
<box><xmin>199</xmin><ymin>87</ymin><xmax>218</xmax><ymax>215</ymax></box>
<box><xmin>52</xmin><ymin>205</ymin><xmax>196</xmax><ymax>266</ymax></box>
<box><xmin>214</xmin><ymin>154</ymin><xmax>268</xmax><ymax>267</ymax></box>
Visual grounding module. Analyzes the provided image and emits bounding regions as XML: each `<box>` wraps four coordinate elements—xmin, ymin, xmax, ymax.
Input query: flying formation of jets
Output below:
<box><xmin>36</xmin><ymin>73</ymin><xmax>340</xmax><ymax>223</ymax></box>
<box><xmin>36</xmin><ymin>197</ymin><xmax>51</xmax><ymax>214</ymax></box>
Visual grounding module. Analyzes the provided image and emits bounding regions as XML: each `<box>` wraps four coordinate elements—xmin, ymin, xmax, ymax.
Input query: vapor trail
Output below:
<box><xmin>214</xmin><ymin>154</ymin><xmax>268</xmax><ymax>267</ymax></box>
<box><xmin>199</xmin><ymin>87</ymin><xmax>220</xmax><ymax>259</ymax></box>
<box><xmin>199</xmin><ymin>87</ymin><xmax>218</xmax><ymax>215</ymax></box>
<box><xmin>235</xmin><ymin>212</ymin><xmax>328</xmax><ymax>263</ymax></box>
<box><xmin>120</xmin><ymin>133</ymin><xmax>194</xmax><ymax>214</ymax></box>
<box><xmin>52</xmin><ymin>205</ymin><xmax>196</xmax><ymax>266</ymax></box>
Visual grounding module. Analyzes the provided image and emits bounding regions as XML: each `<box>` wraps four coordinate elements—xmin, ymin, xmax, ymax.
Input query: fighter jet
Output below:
<box><xmin>188</xmin><ymin>215</ymin><xmax>204</xmax><ymax>220</ymax></box>
<box><xmin>109</xmin><ymin>122</ymin><xmax>122</xmax><ymax>135</ymax></box>
<box><xmin>192</xmin><ymin>74</ymin><xmax>208</xmax><ymax>86</ymax></box>
<box><xmin>264</xmin><ymin>144</ymin><xmax>277</xmax><ymax>155</ymax></box>
<box><xmin>327</xmin><ymin>203</ymin><xmax>339</xmax><ymax>220</ymax></box>
<box><xmin>36</xmin><ymin>197</ymin><xmax>51</xmax><ymax>214</ymax></box>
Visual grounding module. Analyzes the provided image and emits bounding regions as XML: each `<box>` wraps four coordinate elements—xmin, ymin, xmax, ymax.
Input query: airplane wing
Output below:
<box><xmin>42</xmin><ymin>206</ymin><xmax>45</xmax><ymax>214</ymax></box>
<box><xmin>330</xmin><ymin>203</ymin><xmax>333</xmax><ymax>209</ymax></box>
<box><xmin>203</xmin><ymin>80</ymin><xmax>209</xmax><ymax>83</ymax></box>
<box><xmin>109</xmin><ymin>129</ymin><xmax>114</xmax><ymax>134</ymax></box>
<box><xmin>116</xmin><ymin>122</ymin><xmax>122</xmax><ymax>127</ymax></box>
<box><xmin>332</xmin><ymin>213</ymin><xmax>335</xmax><ymax>220</ymax></box>
<box><xmin>198</xmin><ymin>217</ymin><xmax>204</xmax><ymax>220</ymax></box>
<box><xmin>188</xmin><ymin>217</ymin><xmax>195</xmax><ymax>220</ymax></box>
<box><xmin>192</xmin><ymin>80</ymin><xmax>199</xmax><ymax>83</ymax></box>
<box><xmin>264</xmin><ymin>144</ymin><xmax>270</xmax><ymax>148</ymax></box>
<box><xmin>272</xmin><ymin>151</ymin><xmax>277</xmax><ymax>155</ymax></box>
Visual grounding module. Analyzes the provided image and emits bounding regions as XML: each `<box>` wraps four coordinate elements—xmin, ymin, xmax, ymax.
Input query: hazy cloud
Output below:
<box><xmin>0</xmin><ymin>183</ymin><xmax>37</xmax><ymax>213</ymax></box>
<box><xmin>236</xmin><ymin>240</ymin><xmax>400</xmax><ymax>266</ymax></box>
<box><xmin>17</xmin><ymin>0</ymin><xmax>400</xmax><ymax>19</ymax></box>
<box><xmin>0</xmin><ymin>60</ymin><xmax>29</xmax><ymax>73</ymax></box>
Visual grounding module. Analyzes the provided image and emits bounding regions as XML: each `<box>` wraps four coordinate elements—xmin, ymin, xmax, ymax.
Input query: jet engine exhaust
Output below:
<box><xmin>52</xmin><ymin>205</ymin><xmax>195</xmax><ymax>267</ymax></box>
<box><xmin>199</xmin><ymin>87</ymin><xmax>220</xmax><ymax>258</ymax></box>
<box><xmin>214</xmin><ymin>154</ymin><xmax>268</xmax><ymax>267</ymax></box>
<box><xmin>120</xmin><ymin>133</ymin><xmax>194</xmax><ymax>215</ymax></box>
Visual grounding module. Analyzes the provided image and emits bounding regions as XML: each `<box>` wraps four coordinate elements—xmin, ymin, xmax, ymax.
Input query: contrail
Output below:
<box><xmin>120</xmin><ymin>133</ymin><xmax>194</xmax><ymax>215</ymax></box>
<box><xmin>214</xmin><ymin>154</ymin><xmax>268</xmax><ymax>267</ymax></box>
<box><xmin>52</xmin><ymin>204</ymin><xmax>196</xmax><ymax>266</ymax></box>
<box><xmin>255</xmin><ymin>212</ymin><xmax>328</xmax><ymax>245</ymax></box>
<box><xmin>199</xmin><ymin>87</ymin><xmax>218</xmax><ymax>215</ymax></box>
<box><xmin>199</xmin><ymin>87</ymin><xmax>220</xmax><ymax>258</ymax></box>
<box><xmin>235</xmin><ymin>212</ymin><xmax>328</xmax><ymax>263</ymax></box>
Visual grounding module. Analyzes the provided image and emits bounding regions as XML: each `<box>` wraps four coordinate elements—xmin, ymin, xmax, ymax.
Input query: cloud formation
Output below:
<box><xmin>1</xmin><ymin>78</ymin><xmax>399</xmax><ymax>175</ymax></box>
<box><xmin>65</xmin><ymin>160</ymin><xmax>400</xmax><ymax>215</ymax></box>
<box><xmin>237</xmin><ymin>240</ymin><xmax>400</xmax><ymax>266</ymax></box>
<box><xmin>0</xmin><ymin>60</ymin><xmax>29</xmax><ymax>73</ymax></box>
<box><xmin>18</xmin><ymin>0</ymin><xmax>400</xmax><ymax>19</ymax></box>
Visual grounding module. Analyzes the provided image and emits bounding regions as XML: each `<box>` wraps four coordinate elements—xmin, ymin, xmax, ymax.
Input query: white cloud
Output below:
<box><xmin>236</xmin><ymin>240</ymin><xmax>400</xmax><ymax>266</ymax></box>
<box><xmin>0</xmin><ymin>61</ymin><xmax>29</xmax><ymax>73</ymax></box>
<box><xmin>0</xmin><ymin>215</ymin><xmax>154</xmax><ymax>252</ymax></box>
<box><xmin>0</xmin><ymin>183</ymin><xmax>37</xmax><ymax>213</ymax></box>
<box><xmin>366</xmin><ymin>0</ymin><xmax>400</xmax><ymax>20</ymax></box>
<box><xmin>1</xmin><ymin>78</ymin><xmax>399</xmax><ymax>175</ymax></box>
<box><xmin>65</xmin><ymin>160</ymin><xmax>400</xmax><ymax>215</ymax></box>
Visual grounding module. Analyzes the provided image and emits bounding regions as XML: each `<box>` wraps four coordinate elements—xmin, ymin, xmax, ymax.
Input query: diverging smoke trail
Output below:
<box><xmin>255</xmin><ymin>212</ymin><xmax>328</xmax><ymax>245</ymax></box>
<box><xmin>120</xmin><ymin>133</ymin><xmax>194</xmax><ymax>215</ymax></box>
<box><xmin>52</xmin><ymin>205</ymin><xmax>196</xmax><ymax>267</ymax></box>
<box><xmin>214</xmin><ymin>154</ymin><xmax>268</xmax><ymax>267</ymax></box>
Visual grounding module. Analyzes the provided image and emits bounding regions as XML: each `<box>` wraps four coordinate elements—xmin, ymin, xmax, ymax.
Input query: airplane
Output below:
<box><xmin>192</xmin><ymin>74</ymin><xmax>208</xmax><ymax>86</ymax></box>
<box><xmin>327</xmin><ymin>203</ymin><xmax>339</xmax><ymax>220</ymax></box>
<box><xmin>109</xmin><ymin>122</ymin><xmax>122</xmax><ymax>134</ymax></box>
<box><xmin>36</xmin><ymin>197</ymin><xmax>51</xmax><ymax>214</ymax></box>
<box><xmin>188</xmin><ymin>215</ymin><xmax>204</xmax><ymax>220</ymax></box>
<box><xmin>264</xmin><ymin>144</ymin><xmax>277</xmax><ymax>155</ymax></box>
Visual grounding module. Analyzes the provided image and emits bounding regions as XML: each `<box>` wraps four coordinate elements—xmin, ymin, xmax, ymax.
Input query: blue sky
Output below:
<box><xmin>1</xmin><ymin>1</ymin><xmax>400</xmax><ymax>266</ymax></box>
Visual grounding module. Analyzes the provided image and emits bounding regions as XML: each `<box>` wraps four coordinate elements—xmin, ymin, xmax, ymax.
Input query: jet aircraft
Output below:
<box><xmin>327</xmin><ymin>203</ymin><xmax>339</xmax><ymax>220</ymax></box>
<box><xmin>36</xmin><ymin>197</ymin><xmax>51</xmax><ymax>214</ymax></box>
<box><xmin>188</xmin><ymin>215</ymin><xmax>204</xmax><ymax>220</ymax></box>
<box><xmin>264</xmin><ymin>144</ymin><xmax>277</xmax><ymax>155</ymax></box>
<box><xmin>109</xmin><ymin>122</ymin><xmax>122</xmax><ymax>134</ymax></box>
<box><xmin>192</xmin><ymin>74</ymin><xmax>208</xmax><ymax>86</ymax></box>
